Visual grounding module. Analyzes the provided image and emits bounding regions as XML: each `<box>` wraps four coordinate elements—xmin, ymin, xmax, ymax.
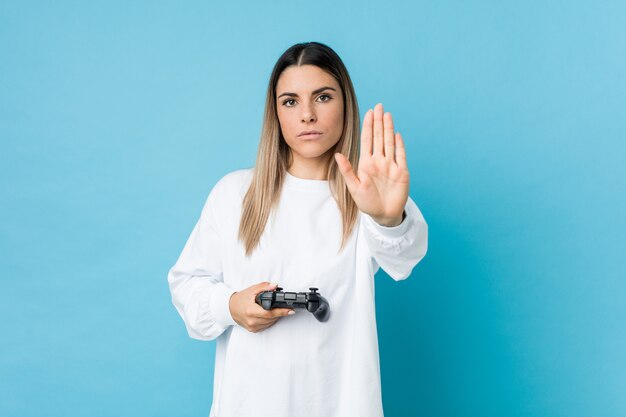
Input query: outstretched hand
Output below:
<box><xmin>334</xmin><ymin>103</ymin><xmax>410</xmax><ymax>227</ymax></box>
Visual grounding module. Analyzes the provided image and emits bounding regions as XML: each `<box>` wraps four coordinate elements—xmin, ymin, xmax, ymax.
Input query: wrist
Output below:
<box><xmin>372</xmin><ymin>210</ymin><xmax>406</xmax><ymax>227</ymax></box>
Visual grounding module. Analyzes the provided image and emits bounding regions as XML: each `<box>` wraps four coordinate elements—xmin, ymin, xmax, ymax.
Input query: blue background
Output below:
<box><xmin>1</xmin><ymin>1</ymin><xmax>624</xmax><ymax>416</ymax></box>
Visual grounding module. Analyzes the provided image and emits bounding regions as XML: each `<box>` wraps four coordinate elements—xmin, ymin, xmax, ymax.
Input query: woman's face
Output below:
<box><xmin>275</xmin><ymin>64</ymin><xmax>344</xmax><ymax>171</ymax></box>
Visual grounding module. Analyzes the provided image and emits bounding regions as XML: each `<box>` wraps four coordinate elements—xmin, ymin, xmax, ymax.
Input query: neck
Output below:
<box><xmin>287</xmin><ymin>153</ymin><xmax>332</xmax><ymax>180</ymax></box>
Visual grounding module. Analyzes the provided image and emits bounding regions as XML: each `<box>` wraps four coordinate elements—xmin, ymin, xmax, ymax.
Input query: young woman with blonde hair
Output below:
<box><xmin>168</xmin><ymin>41</ymin><xmax>428</xmax><ymax>417</ymax></box>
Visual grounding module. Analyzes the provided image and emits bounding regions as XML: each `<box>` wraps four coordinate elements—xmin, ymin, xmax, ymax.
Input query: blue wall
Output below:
<box><xmin>1</xmin><ymin>1</ymin><xmax>624</xmax><ymax>416</ymax></box>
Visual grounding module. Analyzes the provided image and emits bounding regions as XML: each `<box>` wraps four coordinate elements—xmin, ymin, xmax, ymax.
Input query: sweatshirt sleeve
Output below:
<box><xmin>360</xmin><ymin>195</ymin><xmax>428</xmax><ymax>281</ymax></box>
<box><xmin>167</xmin><ymin>183</ymin><xmax>238</xmax><ymax>341</ymax></box>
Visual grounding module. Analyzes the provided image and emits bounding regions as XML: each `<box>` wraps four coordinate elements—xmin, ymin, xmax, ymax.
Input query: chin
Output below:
<box><xmin>302</xmin><ymin>144</ymin><xmax>335</xmax><ymax>154</ymax></box>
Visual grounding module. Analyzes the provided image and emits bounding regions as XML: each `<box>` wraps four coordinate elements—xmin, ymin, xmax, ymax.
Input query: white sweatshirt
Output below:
<box><xmin>167</xmin><ymin>168</ymin><xmax>428</xmax><ymax>417</ymax></box>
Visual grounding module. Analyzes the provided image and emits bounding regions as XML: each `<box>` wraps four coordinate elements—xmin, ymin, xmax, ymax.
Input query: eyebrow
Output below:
<box><xmin>277</xmin><ymin>86</ymin><xmax>337</xmax><ymax>99</ymax></box>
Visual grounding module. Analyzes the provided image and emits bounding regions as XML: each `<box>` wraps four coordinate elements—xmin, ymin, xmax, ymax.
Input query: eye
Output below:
<box><xmin>281</xmin><ymin>94</ymin><xmax>332</xmax><ymax>107</ymax></box>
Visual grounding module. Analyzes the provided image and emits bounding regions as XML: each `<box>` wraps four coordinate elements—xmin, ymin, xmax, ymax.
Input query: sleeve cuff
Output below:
<box><xmin>209</xmin><ymin>282</ymin><xmax>238</xmax><ymax>328</ymax></box>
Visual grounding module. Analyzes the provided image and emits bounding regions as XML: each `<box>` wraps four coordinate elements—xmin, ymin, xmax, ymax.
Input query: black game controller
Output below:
<box><xmin>255</xmin><ymin>287</ymin><xmax>330</xmax><ymax>322</ymax></box>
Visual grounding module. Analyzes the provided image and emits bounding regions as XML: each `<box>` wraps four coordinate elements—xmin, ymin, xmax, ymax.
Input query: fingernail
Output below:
<box><xmin>288</xmin><ymin>310</ymin><xmax>295</xmax><ymax>315</ymax></box>
<box><xmin>269</xmin><ymin>282</ymin><xmax>278</xmax><ymax>287</ymax></box>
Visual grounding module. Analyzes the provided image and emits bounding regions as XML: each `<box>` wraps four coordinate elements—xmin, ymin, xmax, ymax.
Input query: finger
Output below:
<box><xmin>251</xmin><ymin>303</ymin><xmax>279</xmax><ymax>320</ymax></box>
<box><xmin>383</xmin><ymin>112</ymin><xmax>395</xmax><ymax>162</ymax></box>
<box><xmin>360</xmin><ymin>109</ymin><xmax>373</xmax><ymax>157</ymax></box>
<box><xmin>272</xmin><ymin>308</ymin><xmax>295</xmax><ymax>318</ymax></box>
<box><xmin>256</xmin><ymin>307</ymin><xmax>293</xmax><ymax>320</ymax></box>
<box><xmin>252</xmin><ymin>281</ymin><xmax>277</xmax><ymax>292</ymax></box>
<box><xmin>250</xmin><ymin>281</ymin><xmax>277</xmax><ymax>299</ymax></box>
<box><xmin>334</xmin><ymin>152</ymin><xmax>360</xmax><ymax>194</ymax></box>
<box><xmin>395</xmin><ymin>132</ymin><xmax>408</xmax><ymax>169</ymax></box>
<box><xmin>373</xmin><ymin>103</ymin><xmax>384</xmax><ymax>156</ymax></box>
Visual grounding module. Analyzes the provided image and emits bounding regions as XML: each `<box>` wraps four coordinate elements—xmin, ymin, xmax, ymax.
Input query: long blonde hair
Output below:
<box><xmin>238</xmin><ymin>42</ymin><xmax>361</xmax><ymax>257</ymax></box>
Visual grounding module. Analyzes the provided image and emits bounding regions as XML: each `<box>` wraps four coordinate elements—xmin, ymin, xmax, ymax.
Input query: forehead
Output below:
<box><xmin>276</xmin><ymin>65</ymin><xmax>339</xmax><ymax>93</ymax></box>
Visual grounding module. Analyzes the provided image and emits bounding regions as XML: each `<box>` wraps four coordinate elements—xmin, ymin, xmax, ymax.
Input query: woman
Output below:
<box><xmin>167</xmin><ymin>41</ymin><xmax>428</xmax><ymax>417</ymax></box>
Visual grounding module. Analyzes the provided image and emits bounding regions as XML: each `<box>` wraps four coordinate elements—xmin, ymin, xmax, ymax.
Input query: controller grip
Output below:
<box><xmin>313</xmin><ymin>296</ymin><xmax>330</xmax><ymax>322</ymax></box>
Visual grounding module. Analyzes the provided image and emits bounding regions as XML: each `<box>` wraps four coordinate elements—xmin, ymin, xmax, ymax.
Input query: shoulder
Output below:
<box><xmin>205</xmin><ymin>167</ymin><xmax>254</xmax><ymax>207</ymax></box>
<box><xmin>215</xmin><ymin>167</ymin><xmax>254</xmax><ymax>188</ymax></box>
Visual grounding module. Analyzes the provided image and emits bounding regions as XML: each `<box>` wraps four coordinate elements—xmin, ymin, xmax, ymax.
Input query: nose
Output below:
<box><xmin>300</xmin><ymin>103</ymin><xmax>316</xmax><ymax>123</ymax></box>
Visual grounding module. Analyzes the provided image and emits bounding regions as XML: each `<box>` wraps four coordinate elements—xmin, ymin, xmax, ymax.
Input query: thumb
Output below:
<box><xmin>254</xmin><ymin>281</ymin><xmax>278</xmax><ymax>294</ymax></box>
<box><xmin>334</xmin><ymin>153</ymin><xmax>359</xmax><ymax>195</ymax></box>
<box><xmin>251</xmin><ymin>282</ymin><xmax>278</xmax><ymax>303</ymax></box>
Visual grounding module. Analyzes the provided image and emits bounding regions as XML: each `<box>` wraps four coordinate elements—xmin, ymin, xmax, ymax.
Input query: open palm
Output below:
<box><xmin>334</xmin><ymin>103</ymin><xmax>410</xmax><ymax>226</ymax></box>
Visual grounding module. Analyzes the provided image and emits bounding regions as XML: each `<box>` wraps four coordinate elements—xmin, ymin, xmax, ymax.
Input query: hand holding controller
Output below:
<box><xmin>255</xmin><ymin>287</ymin><xmax>331</xmax><ymax>322</ymax></box>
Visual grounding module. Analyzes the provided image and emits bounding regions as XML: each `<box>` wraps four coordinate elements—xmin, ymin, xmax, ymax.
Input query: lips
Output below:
<box><xmin>300</xmin><ymin>133</ymin><xmax>322</xmax><ymax>139</ymax></box>
<box><xmin>298</xmin><ymin>130</ymin><xmax>322</xmax><ymax>137</ymax></box>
